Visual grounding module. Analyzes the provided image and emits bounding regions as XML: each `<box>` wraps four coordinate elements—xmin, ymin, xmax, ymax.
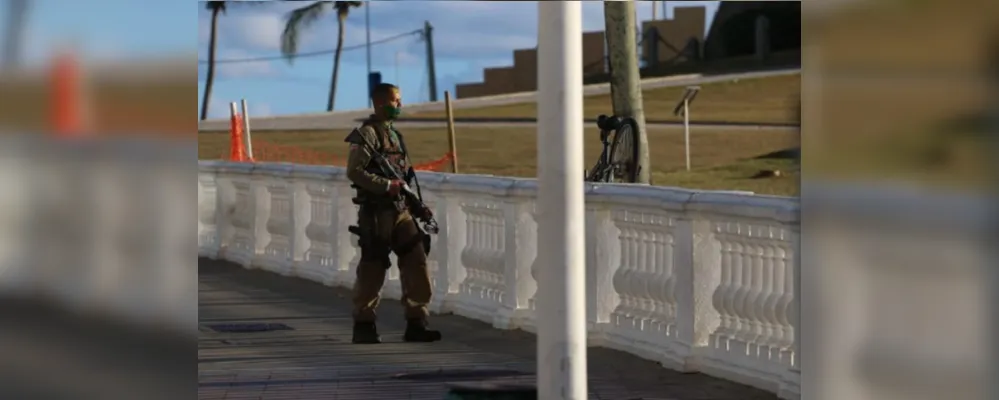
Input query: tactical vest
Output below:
<box><xmin>354</xmin><ymin>117</ymin><xmax>410</xmax><ymax>206</ymax></box>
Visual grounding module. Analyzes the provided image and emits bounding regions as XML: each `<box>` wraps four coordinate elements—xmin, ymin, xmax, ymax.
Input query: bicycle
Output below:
<box><xmin>585</xmin><ymin>114</ymin><xmax>641</xmax><ymax>183</ymax></box>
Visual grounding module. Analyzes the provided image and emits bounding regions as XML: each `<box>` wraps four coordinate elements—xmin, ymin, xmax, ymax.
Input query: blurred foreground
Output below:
<box><xmin>0</xmin><ymin>134</ymin><xmax>195</xmax><ymax>399</ymax></box>
<box><xmin>0</xmin><ymin>0</ymin><xmax>996</xmax><ymax>398</ymax></box>
<box><xmin>0</xmin><ymin>45</ymin><xmax>196</xmax><ymax>399</ymax></box>
<box><xmin>802</xmin><ymin>0</ymin><xmax>997</xmax><ymax>400</ymax></box>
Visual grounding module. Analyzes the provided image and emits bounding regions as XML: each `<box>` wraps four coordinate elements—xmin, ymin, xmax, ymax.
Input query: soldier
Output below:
<box><xmin>344</xmin><ymin>83</ymin><xmax>442</xmax><ymax>344</ymax></box>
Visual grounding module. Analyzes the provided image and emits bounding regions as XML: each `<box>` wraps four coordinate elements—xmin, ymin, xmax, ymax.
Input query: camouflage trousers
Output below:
<box><xmin>351</xmin><ymin>207</ymin><xmax>432</xmax><ymax>322</ymax></box>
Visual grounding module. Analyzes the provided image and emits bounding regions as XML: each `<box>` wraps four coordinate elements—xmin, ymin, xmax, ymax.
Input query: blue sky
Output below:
<box><xmin>3</xmin><ymin>1</ymin><xmax>719</xmax><ymax>119</ymax></box>
<box><xmin>6</xmin><ymin>0</ymin><xmax>196</xmax><ymax>64</ymax></box>
<box><xmin>194</xmin><ymin>1</ymin><xmax>720</xmax><ymax>118</ymax></box>
<box><xmin>198</xmin><ymin>1</ymin><xmax>717</xmax><ymax>116</ymax></box>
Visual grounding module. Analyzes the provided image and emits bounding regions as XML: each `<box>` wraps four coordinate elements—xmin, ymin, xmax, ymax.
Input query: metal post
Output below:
<box><xmin>240</xmin><ymin>99</ymin><xmax>254</xmax><ymax>159</ymax></box>
<box><xmin>684</xmin><ymin>98</ymin><xmax>690</xmax><ymax>171</ymax></box>
<box><xmin>537</xmin><ymin>2</ymin><xmax>587</xmax><ymax>400</ymax></box>
<box><xmin>365</xmin><ymin>2</ymin><xmax>372</xmax><ymax>107</ymax></box>
<box><xmin>423</xmin><ymin>21</ymin><xmax>438</xmax><ymax>102</ymax></box>
<box><xmin>673</xmin><ymin>85</ymin><xmax>699</xmax><ymax>172</ymax></box>
<box><xmin>444</xmin><ymin>91</ymin><xmax>458</xmax><ymax>173</ymax></box>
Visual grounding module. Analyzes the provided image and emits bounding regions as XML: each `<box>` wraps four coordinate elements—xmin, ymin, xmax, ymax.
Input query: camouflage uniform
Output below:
<box><xmin>344</xmin><ymin>114</ymin><xmax>440</xmax><ymax>343</ymax></box>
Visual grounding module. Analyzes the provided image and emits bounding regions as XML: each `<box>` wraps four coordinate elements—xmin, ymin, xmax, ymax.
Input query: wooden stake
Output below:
<box><xmin>444</xmin><ymin>90</ymin><xmax>459</xmax><ymax>173</ymax></box>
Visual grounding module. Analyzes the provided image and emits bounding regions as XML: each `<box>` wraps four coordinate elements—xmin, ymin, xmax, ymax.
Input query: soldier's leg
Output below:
<box><xmin>351</xmin><ymin>208</ymin><xmax>394</xmax><ymax>344</ymax></box>
<box><xmin>391</xmin><ymin>211</ymin><xmax>440</xmax><ymax>342</ymax></box>
<box><xmin>351</xmin><ymin>251</ymin><xmax>389</xmax><ymax>321</ymax></box>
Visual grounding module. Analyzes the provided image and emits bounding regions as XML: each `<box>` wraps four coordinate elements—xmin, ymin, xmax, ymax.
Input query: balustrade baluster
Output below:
<box><xmin>732</xmin><ymin>233</ymin><xmax>752</xmax><ymax>350</ymax></box>
<box><xmin>760</xmin><ymin>238</ymin><xmax>779</xmax><ymax>352</ymax></box>
<box><xmin>712</xmin><ymin>229</ymin><xmax>734</xmax><ymax>343</ymax></box>
<box><xmin>257</xmin><ymin>165</ymin><xmax>293</xmax><ymax>275</ymax></box>
<box><xmin>745</xmin><ymin>232</ymin><xmax>765</xmax><ymax>351</ymax></box>
<box><xmin>777</xmin><ymin>238</ymin><xmax>795</xmax><ymax>355</ymax></box>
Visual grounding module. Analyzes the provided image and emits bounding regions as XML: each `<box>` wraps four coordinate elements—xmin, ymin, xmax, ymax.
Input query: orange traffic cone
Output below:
<box><xmin>51</xmin><ymin>52</ymin><xmax>84</xmax><ymax>137</ymax></box>
<box><xmin>229</xmin><ymin>109</ymin><xmax>250</xmax><ymax>162</ymax></box>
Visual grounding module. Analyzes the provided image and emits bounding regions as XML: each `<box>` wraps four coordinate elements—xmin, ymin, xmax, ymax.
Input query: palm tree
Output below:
<box><xmin>200</xmin><ymin>1</ymin><xmax>227</xmax><ymax>121</ymax></box>
<box><xmin>281</xmin><ymin>1</ymin><xmax>363</xmax><ymax>112</ymax></box>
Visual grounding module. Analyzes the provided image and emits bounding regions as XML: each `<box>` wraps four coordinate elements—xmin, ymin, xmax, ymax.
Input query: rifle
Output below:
<box><xmin>344</xmin><ymin>128</ymin><xmax>440</xmax><ymax>236</ymax></box>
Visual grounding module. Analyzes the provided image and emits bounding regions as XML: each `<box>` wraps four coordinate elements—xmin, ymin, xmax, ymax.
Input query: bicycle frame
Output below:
<box><xmin>585</xmin><ymin>127</ymin><xmax>615</xmax><ymax>182</ymax></box>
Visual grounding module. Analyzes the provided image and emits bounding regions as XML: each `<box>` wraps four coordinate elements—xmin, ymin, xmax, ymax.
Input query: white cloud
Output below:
<box><xmin>216</xmin><ymin>49</ymin><xmax>276</xmax><ymax>79</ymax></box>
<box><xmin>230</xmin><ymin>13</ymin><xmax>285</xmax><ymax>52</ymax></box>
<box><xmin>198</xmin><ymin>2</ymin><xmax>298</xmax><ymax>54</ymax></box>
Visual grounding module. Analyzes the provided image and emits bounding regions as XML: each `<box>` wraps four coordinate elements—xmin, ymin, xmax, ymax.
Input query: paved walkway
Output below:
<box><xmin>0</xmin><ymin>297</ymin><xmax>190</xmax><ymax>400</ymax></box>
<box><xmin>199</xmin><ymin>259</ymin><xmax>777</xmax><ymax>400</ymax></box>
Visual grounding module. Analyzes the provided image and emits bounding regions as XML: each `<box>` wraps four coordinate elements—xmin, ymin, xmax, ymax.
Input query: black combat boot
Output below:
<box><xmin>352</xmin><ymin>321</ymin><xmax>381</xmax><ymax>344</ymax></box>
<box><xmin>403</xmin><ymin>319</ymin><xmax>442</xmax><ymax>342</ymax></box>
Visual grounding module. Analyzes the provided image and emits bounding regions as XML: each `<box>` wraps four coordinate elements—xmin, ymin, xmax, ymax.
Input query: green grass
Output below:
<box><xmin>655</xmin><ymin>157</ymin><xmax>798</xmax><ymax>196</ymax></box>
<box><xmin>411</xmin><ymin>74</ymin><xmax>801</xmax><ymax>124</ymax></box>
<box><xmin>200</xmin><ymin>126</ymin><xmax>801</xmax><ymax>196</ymax></box>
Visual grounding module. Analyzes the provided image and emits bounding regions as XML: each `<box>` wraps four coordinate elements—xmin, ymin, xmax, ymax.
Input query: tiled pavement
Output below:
<box><xmin>0</xmin><ymin>297</ymin><xmax>191</xmax><ymax>399</ymax></box>
<box><xmin>199</xmin><ymin>259</ymin><xmax>777</xmax><ymax>400</ymax></box>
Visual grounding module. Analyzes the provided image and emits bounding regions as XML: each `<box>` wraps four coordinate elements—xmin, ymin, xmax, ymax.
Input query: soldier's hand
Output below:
<box><xmin>387</xmin><ymin>179</ymin><xmax>404</xmax><ymax>196</ymax></box>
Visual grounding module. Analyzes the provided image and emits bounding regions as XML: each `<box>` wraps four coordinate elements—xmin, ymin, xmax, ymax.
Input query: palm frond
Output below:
<box><xmin>334</xmin><ymin>1</ymin><xmax>363</xmax><ymax>20</ymax></box>
<box><xmin>205</xmin><ymin>1</ymin><xmax>227</xmax><ymax>14</ymax></box>
<box><xmin>281</xmin><ymin>1</ymin><xmax>331</xmax><ymax>63</ymax></box>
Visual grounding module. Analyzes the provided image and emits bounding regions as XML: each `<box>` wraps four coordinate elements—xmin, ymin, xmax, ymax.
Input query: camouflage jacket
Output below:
<box><xmin>344</xmin><ymin>115</ymin><xmax>410</xmax><ymax>201</ymax></box>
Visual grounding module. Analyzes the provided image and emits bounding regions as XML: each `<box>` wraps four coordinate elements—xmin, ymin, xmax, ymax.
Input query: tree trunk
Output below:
<box><xmin>327</xmin><ymin>16</ymin><xmax>346</xmax><ymax>112</ymax></box>
<box><xmin>200</xmin><ymin>8</ymin><xmax>221</xmax><ymax>121</ymax></box>
<box><xmin>604</xmin><ymin>1</ymin><xmax>650</xmax><ymax>184</ymax></box>
<box><xmin>2</xmin><ymin>0</ymin><xmax>28</xmax><ymax>69</ymax></box>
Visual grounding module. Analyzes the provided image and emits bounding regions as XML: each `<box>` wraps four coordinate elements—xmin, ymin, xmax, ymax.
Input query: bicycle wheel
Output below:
<box><xmin>585</xmin><ymin>161</ymin><xmax>611</xmax><ymax>182</ymax></box>
<box><xmin>607</xmin><ymin>117</ymin><xmax>640</xmax><ymax>183</ymax></box>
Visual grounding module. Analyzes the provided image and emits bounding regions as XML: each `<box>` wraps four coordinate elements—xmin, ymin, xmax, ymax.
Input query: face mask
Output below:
<box><xmin>382</xmin><ymin>105</ymin><xmax>402</xmax><ymax>120</ymax></box>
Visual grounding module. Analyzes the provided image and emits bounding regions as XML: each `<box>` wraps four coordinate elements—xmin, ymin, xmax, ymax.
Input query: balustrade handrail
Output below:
<box><xmin>198</xmin><ymin>159</ymin><xmax>800</xmax><ymax>212</ymax></box>
<box><xmin>198</xmin><ymin>160</ymin><xmax>802</xmax><ymax>399</ymax></box>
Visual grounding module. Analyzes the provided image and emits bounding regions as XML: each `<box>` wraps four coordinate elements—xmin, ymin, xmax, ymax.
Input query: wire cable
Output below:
<box><xmin>199</xmin><ymin>28</ymin><xmax>422</xmax><ymax>65</ymax></box>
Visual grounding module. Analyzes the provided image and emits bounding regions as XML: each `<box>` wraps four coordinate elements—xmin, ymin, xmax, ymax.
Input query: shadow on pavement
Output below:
<box><xmin>197</xmin><ymin>258</ymin><xmax>778</xmax><ymax>400</ymax></box>
<box><xmin>0</xmin><ymin>297</ymin><xmax>194</xmax><ymax>400</ymax></box>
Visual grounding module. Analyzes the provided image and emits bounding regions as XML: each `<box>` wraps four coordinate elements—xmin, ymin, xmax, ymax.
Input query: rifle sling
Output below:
<box><xmin>394</xmin><ymin>129</ymin><xmax>425</xmax><ymax>202</ymax></box>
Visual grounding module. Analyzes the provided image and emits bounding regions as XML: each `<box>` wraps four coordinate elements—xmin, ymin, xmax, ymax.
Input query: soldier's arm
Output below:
<box><xmin>346</xmin><ymin>127</ymin><xmax>393</xmax><ymax>194</ymax></box>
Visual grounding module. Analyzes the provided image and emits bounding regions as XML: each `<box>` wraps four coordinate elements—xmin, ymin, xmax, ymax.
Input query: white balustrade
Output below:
<box><xmin>685</xmin><ymin>192</ymin><xmax>798</xmax><ymax>392</ymax></box>
<box><xmin>0</xmin><ymin>137</ymin><xmax>196</xmax><ymax>336</ymax></box>
<box><xmin>197</xmin><ymin>161</ymin><xmax>802</xmax><ymax>398</ymax></box>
